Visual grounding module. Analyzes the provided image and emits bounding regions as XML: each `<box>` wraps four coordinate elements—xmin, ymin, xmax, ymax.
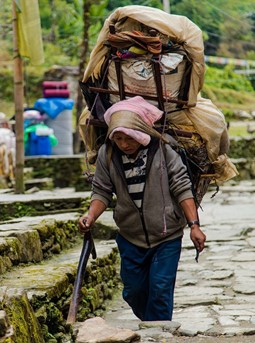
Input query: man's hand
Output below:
<box><xmin>78</xmin><ymin>215</ymin><xmax>95</xmax><ymax>234</ymax></box>
<box><xmin>180</xmin><ymin>198</ymin><xmax>206</xmax><ymax>252</ymax></box>
<box><xmin>78</xmin><ymin>199</ymin><xmax>107</xmax><ymax>234</ymax></box>
<box><xmin>190</xmin><ymin>225</ymin><xmax>206</xmax><ymax>252</ymax></box>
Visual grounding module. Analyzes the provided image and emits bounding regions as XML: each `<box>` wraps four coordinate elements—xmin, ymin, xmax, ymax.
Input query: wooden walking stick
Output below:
<box><xmin>67</xmin><ymin>230</ymin><xmax>97</xmax><ymax>324</ymax></box>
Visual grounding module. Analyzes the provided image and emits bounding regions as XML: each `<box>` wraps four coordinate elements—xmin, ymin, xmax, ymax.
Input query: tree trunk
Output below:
<box><xmin>49</xmin><ymin>0</ymin><xmax>57</xmax><ymax>43</ymax></box>
<box><xmin>163</xmin><ymin>0</ymin><xmax>170</xmax><ymax>13</ymax></box>
<box><xmin>73</xmin><ymin>0</ymin><xmax>91</xmax><ymax>154</ymax></box>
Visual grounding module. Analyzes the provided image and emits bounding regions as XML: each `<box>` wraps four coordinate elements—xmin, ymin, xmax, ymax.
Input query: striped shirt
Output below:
<box><xmin>122</xmin><ymin>149</ymin><xmax>148</xmax><ymax>208</ymax></box>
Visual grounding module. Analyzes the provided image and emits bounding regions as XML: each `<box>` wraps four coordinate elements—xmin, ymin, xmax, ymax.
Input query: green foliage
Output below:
<box><xmin>201</xmin><ymin>84</ymin><xmax>255</xmax><ymax>121</ymax></box>
<box><xmin>88</xmin><ymin>0</ymin><xmax>109</xmax><ymax>49</ymax></box>
<box><xmin>0</xmin><ymin>203</ymin><xmax>37</xmax><ymax>221</ymax></box>
<box><xmin>43</xmin><ymin>43</ymin><xmax>77</xmax><ymax>67</ymax></box>
<box><xmin>205</xmin><ymin>65</ymin><xmax>254</xmax><ymax>92</ymax></box>
<box><xmin>0</xmin><ymin>39</ymin><xmax>12</xmax><ymax>61</ymax></box>
<box><xmin>106</xmin><ymin>0</ymin><xmax>162</xmax><ymax>12</ymax></box>
<box><xmin>38</xmin><ymin>0</ymin><xmax>110</xmax><ymax>64</ymax></box>
<box><xmin>90</xmin><ymin>0</ymin><xmax>108</xmax><ymax>16</ymax></box>
<box><xmin>38</xmin><ymin>0</ymin><xmax>83</xmax><ymax>63</ymax></box>
<box><xmin>0</xmin><ymin>0</ymin><xmax>12</xmax><ymax>40</ymax></box>
<box><xmin>172</xmin><ymin>0</ymin><xmax>255</xmax><ymax>58</ymax></box>
<box><xmin>0</xmin><ymin>66</ymin><xmax>14</xmax><ymax>101</ymax></box>
<box><xmin>202</xmin><ymin>65</ymin><xmax>255</xmax><ymax>120</ymax></box>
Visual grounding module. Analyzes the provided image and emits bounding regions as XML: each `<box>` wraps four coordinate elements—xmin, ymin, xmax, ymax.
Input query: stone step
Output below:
<box><xmin>0</xmin><ymin>236</ymin><xmax>119</xmax><ymax>342</ymax></box>
<box><xmin>0</xmin><ymin>210</ymin><xmax>117</xmax><ymax>277</ymax></box>
<box><xmin>0</xmin><ymin>212</ymin><xmax>80</xmax><ymax>276</ymax></box>
<box><xmin>11</xmin><ymin>177</ymin><xmax>55</xmax><ymax>192</ymax></box>
<box><xmin>0</xmin><ymin>188</ymin><xmax>91</xmax><ymax>221</ymax></box>
<box><xmin>24</xmin><ymin>177</ymin><xmax>54</xmax><ymax>191</ymax></box>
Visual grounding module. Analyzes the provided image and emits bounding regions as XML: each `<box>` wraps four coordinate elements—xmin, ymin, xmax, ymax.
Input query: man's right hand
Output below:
<box><xmin>78</xmin><ymin>199</ymin><xmax>107</xmax><ymax>234</ymax></box>
<box><xmin>78</xmin><ymin>215</ymin><xmax>95</xmax><ymax>234</ymax></box>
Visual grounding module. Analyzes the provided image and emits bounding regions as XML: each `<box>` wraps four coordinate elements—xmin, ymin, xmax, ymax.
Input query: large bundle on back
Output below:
<box><xmin>79</xmin><ymin>5</ymin><xmax>238</xmax><ymax>204</ymax></box>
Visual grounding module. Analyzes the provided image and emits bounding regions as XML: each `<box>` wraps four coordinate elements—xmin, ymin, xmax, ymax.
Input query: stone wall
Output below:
<box><xmin>229</xmin><ymin>137</ymin><xmax>255</xmax><ymax>180</ymax></box>
<box><xmin>24</xmin><ymin>155</ymin><xmax>91</xmax><ymax>191</ymax></box>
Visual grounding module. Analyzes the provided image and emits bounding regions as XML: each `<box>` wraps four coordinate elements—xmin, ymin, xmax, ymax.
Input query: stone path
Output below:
<box><xmin>1</xmin><ymin>180</ymin><xmax>255</xmax><ymax>342</ymax></box>
<box><xmin>98</xmin><ymin>180</ymin><xmax>255</xmax><ymax>342</ymax></box>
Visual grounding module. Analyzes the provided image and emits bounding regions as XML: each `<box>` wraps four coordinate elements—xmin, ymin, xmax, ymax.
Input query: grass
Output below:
<box><xmin>228</xmin><ymin>124</ymin><xmax>248</xmax><ymax>137</ymax></box>
<box><xmin>202</xmin><ymin>86</ymin><xmax>255</xmax><ymax>113</ymax></box>
<box><xmin>228</xmin><ymin>121</ymin><xmax>255</xmax><ymax>138</ymax></box>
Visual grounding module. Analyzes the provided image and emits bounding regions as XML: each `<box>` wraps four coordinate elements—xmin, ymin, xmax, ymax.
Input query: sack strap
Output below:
<box><xmin>109</xmin><ymin>25</ymin><xmax>125</xmax><ymax>100</ymax></box>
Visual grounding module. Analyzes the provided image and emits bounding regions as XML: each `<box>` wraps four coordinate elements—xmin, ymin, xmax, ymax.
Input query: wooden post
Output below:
<box><xmin>12</xmin><ymin>0</ymin><xmax>24</xmax><ymax>194</ymax></box>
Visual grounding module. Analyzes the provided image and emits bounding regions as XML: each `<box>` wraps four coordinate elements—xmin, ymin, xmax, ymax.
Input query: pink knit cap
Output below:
<box><xmin>104</xmin><ymin>96</ymin><xmax>163</xmax><ymax>146</ymax></box>
<box><xmin>104</xmin><ymin>96</ymin><xmax>163</xmax><ymax>126</ymax></box>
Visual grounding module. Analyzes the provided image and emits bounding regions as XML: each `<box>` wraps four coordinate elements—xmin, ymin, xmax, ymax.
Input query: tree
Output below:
<box><xmin>171</xmin><ymin>0</ymin><xmax>255</xmax><ymax>58</ymax></box>
<box><xmin>214</xmin><ymin>0</ymin><xmax>255</xmax><ymax>58</ymax></box>
<box><xmin>39</xmin><ymin>0</ymin><xmax>83</xmax><ymax>63</ymax></box>
<box><xmin>106</xmin><ymin>0</ymin><xmax>162</xmax><ymax>12</ymax></box>
<box><xmin>73</xmin><ymin>0</ymin><xmax>108</xmax><ymax>153</ymax></box>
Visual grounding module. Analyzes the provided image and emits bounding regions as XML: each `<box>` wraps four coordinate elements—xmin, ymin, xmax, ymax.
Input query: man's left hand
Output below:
<box><xmin>190</xmin><ymin>225</ymin><xmax>206</xmax><ymax>252</ymax></box>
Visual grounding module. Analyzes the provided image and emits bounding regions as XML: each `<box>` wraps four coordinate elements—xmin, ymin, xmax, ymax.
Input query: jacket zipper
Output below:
<box><xmin>139</xmin><ymin>143</ymin><xmax>157</xmax><ymax>248</ymax></box>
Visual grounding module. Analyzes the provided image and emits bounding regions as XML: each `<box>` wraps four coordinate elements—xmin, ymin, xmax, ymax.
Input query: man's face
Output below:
<box><xmin>112</xmin><ymin>131</ymin><xmax>141</xmax><ymax>157</ymax></box>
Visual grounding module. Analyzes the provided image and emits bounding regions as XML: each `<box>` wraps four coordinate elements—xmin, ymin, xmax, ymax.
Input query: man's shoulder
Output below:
<box><xmin>97</xmin><ymin>142</ymin><xmax>110</xmax><ymax>156</ymax></box>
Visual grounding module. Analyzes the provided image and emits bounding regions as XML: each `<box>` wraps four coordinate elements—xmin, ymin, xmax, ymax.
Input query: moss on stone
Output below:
<box><xmin>24</xmin><ymin>156</ymin><xmax>87</xmax><ymax>190</ymax></box>
<box><xmin>36</xmin><ymin>221</ymin><xmax>56</xmax><ymax>240</ymax></box>
<box><xmin>0</xmin><ymin>243</ymin><xmax>120</xmax><ymax>342</ymax></box>
<box><xmin>35</xmin><ymin>305</ymin><xmax>47</xmax><ymax>324</ymax></box>
<box><xmin>45</xmin><ymin>303</ymin><xmax>64</xmax><ymax>334</ymax></box>
<box><xmin>0</xmin><ymin>207</ymin><xmax>120</xmax><ymax>342</ymax></box>
<box><xmin>3</xmin><ymin>289</ymin><xmax>45</xmax><ymax>343</ymax></box>
<box><xmin>229</xmin><ymin>137</ymin><xmax>255</xmax><ymax>159</ymax></box>
<box><xmin>0</xmin><ymin>199</ymin><xmax>87</xmax><ymax>222</ymax></box>
<box><xmin>0</xmin><ymin>257</ymin><xmax>12</xmax><ymax>276</ymax></box>
<box><xmin>12</xmin><ymin>231</ymin><xmax>43</xmax><ymax>263</ymax></box>
<box><xmin>0</xmin><ymin>203</ymin><xmax>37</xmax><ymax>221</ymax></box>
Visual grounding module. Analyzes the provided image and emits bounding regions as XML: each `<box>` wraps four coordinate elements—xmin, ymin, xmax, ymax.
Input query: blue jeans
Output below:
<box><xmin>116</xmin><ymin>233</ymin><xmax>182</xmax><ymax>321</ymax></box>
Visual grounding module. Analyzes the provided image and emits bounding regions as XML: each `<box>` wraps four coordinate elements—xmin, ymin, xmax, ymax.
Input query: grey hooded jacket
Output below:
<box><xmin>91</xmin><ymin>136</ymin><xmax>193</xmax><ymax>248</ymax></box>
